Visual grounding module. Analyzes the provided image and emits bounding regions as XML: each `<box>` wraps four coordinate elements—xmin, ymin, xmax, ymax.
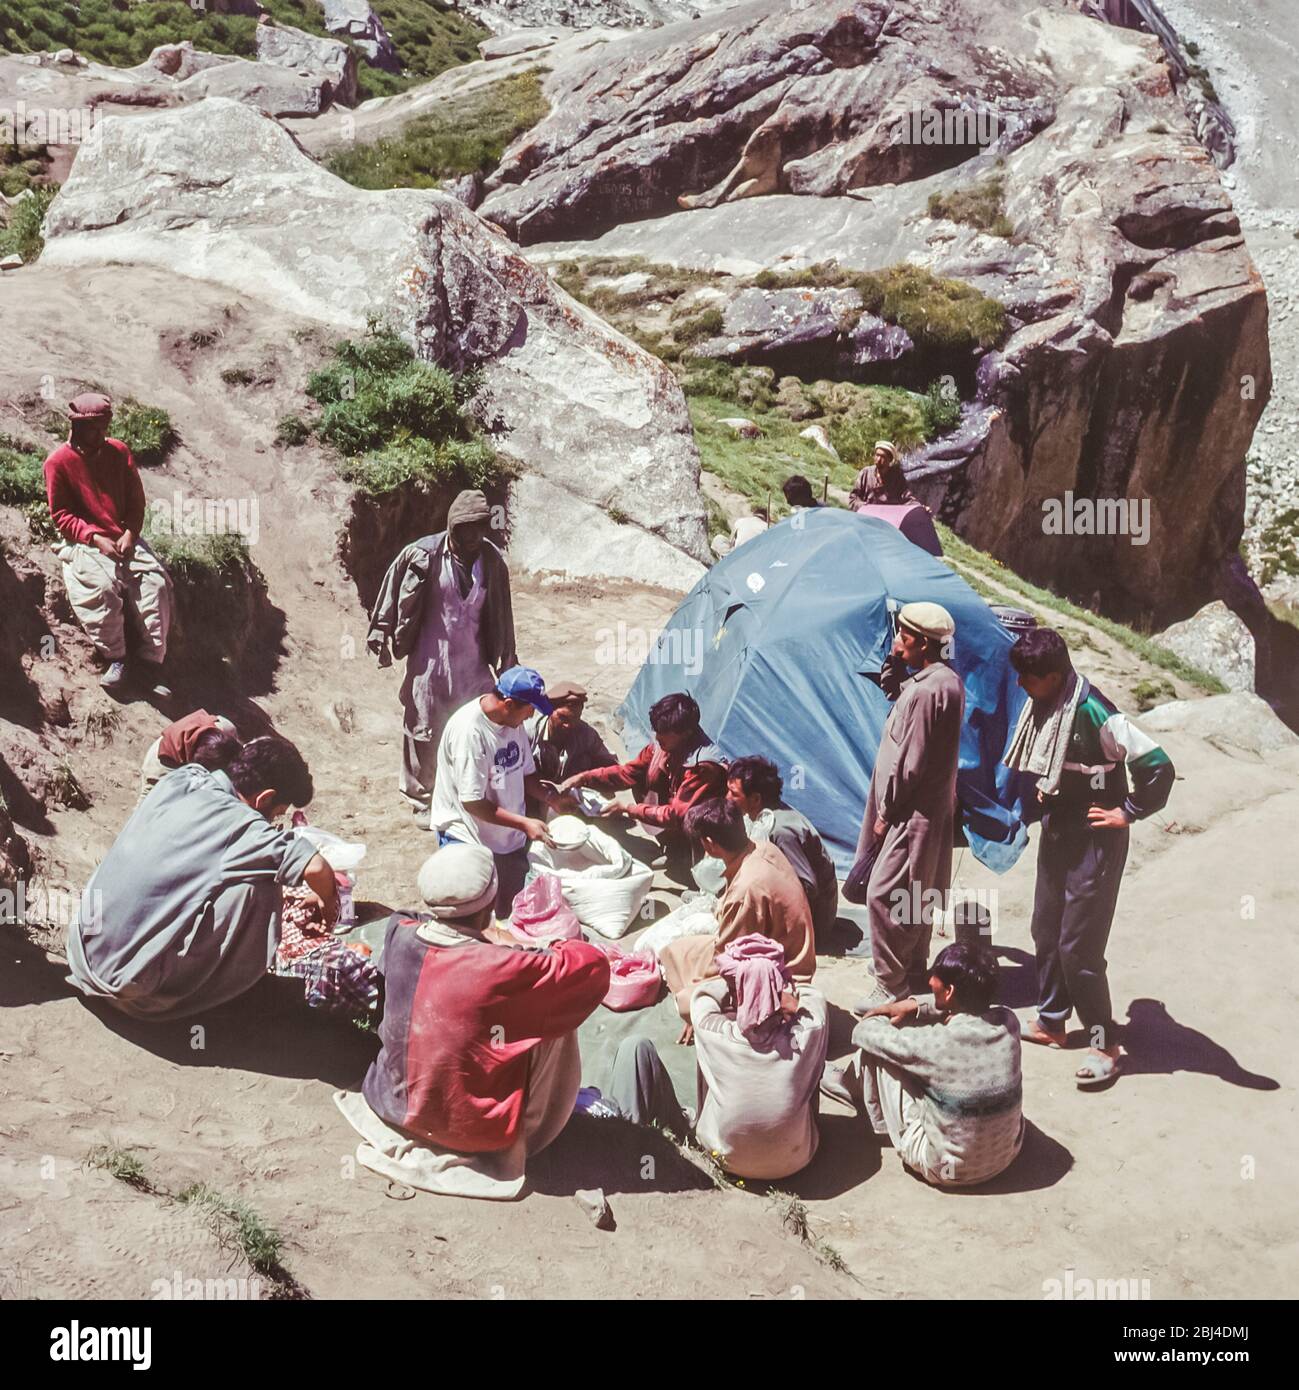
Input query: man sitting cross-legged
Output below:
<box><xmin>821</xmin><ymin>942</ymin><xmax>1024</xmax><ymax>1188</ymax></box>
<box><xmin>335</xmin><ymin>843</ymin><xmax>610</xmax><ymax>1200</ymax></box>
<box><xmin>659</xmin><ymin>797</ymin><xmax>815</xmax><ymax>1038</ymax></box>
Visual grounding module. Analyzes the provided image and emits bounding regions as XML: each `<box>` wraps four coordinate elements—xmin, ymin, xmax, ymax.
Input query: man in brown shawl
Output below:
<box><xmin>367</xmin><ymin>490</ymin><xmax>517</xmax><ymax>812</ymax></box>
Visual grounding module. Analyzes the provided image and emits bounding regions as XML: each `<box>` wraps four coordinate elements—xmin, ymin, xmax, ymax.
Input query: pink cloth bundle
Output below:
<box><xmin>509</xmin><ymin>873</ymin><xmax>582</xmax><ymax>943</ymax></box>
<box><xmin>716</xmin><ymin>933</ymin><xmax>792</xmax><ymax>1035</ymax></box>
<box><xmin>596</xmin><ymin>943</ymin><xmax>663</xmax><ymax>1012</ymax></box>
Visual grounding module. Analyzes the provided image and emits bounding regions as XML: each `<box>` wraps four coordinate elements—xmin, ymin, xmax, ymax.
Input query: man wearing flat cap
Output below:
<box><xmin>334</xmin><ymin>843</ymin><xmax>609</xmax><ymax>1199</ymax></box>
<box><xmin>367</xmin><ymin>488</ymin><xmax>517</xmax><ymax>813</ymax></box>
<box><xmin>43</xmin><ymin>392</ymin><xmax>175</xmax><ymax>694</ymax></box>
<box><xmin>848</xmin><ymin>440</ymin><xmax>919</xmax><ymax>510</ymax></box>
<box><xmin>852</xmin><ymin>601</ymin><xmax>965</xmax><ymax>1009</ymax></box>
<box><xmin>525</xmin><ymin>680</ymin><xmax>616</xmax><ymax>789</ymax></box>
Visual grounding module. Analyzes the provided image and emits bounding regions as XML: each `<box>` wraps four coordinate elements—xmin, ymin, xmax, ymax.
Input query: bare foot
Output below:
<box><xmin>1022</xmin><ymin>1016</ymin><xmax>1068</xmax><ymax>1048</ymax></box>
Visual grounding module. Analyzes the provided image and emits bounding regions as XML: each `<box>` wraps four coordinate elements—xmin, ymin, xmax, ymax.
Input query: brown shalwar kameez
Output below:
<box><xmin>854</xmin><ymin>662</ymin><xmax>965</xmax><ymax>998</ymax></box>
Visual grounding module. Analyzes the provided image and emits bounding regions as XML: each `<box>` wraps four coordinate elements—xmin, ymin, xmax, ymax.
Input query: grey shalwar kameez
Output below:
<box><xmin>854</xmin><ymin>662</ymin><xmax>965</xmax><ymax>998</ymax></box>
<box><xmin>65</xmin><ymin>765</ymin><xmax>318</xmax><ymax>1020</ymax></box>
<box><xmin>367</xmin><ymin>532</ymin><xmax>516</xmax><ymax>807</ymax></box>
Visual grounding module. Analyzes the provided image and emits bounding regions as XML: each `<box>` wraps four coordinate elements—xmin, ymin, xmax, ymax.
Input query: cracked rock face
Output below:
<box><xmin>491</xmin><ymin>0</ymin><xmax>1270</xmax><ymax>622</ymax></box>
<box><xmin>41</xmin><ymin>99</ymin><xmax>708</xmax><ymax>588</ymax></box>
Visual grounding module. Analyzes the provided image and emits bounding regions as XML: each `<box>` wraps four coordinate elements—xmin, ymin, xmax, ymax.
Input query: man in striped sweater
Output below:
<box><xmin>1005</xmin><ymin>627</ymin><xmax>1175</xmax><ymax>1088</ymax></box>
<box><xmin>822</xmin><ymin>942</ymin><xmax>1024</xmax><ymax>1188</ymax></box>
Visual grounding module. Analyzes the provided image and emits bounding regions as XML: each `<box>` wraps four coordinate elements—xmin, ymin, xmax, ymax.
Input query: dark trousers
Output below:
<box><xmin>609</xmin><ymin>1037</ymin><xmax>689</xmax><ymax>1137</ymax></box>
<box><xmin>494</xmin><ymin>846</ymin><xmax>530</xmax><ymax>918</ymax></box>
<box><xmin>1031</xmin><ymin>813</ymin><xmax>1129</xmax><ymax>1043</ymax></box>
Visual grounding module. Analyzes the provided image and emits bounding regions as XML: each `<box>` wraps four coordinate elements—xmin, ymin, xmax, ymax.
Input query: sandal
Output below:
<box><xmin>1075</xmin><ymin>1051</ymin><xmax>1122</xmax><ymax>1088</ymax></box>
<box><xmin>1022</xmin><ymin>1016</ymin><xmax>1068</xmax><ymax>1048</ymax></box>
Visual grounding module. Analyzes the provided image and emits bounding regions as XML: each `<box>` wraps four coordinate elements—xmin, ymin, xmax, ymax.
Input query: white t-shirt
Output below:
<box><xmin>430</xmin><ymin>697</ymin><xmax>536</xmax><ymax>855</ymax></box>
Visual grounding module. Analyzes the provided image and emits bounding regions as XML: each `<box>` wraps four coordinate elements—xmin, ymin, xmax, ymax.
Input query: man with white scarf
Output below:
<box><xmin>1005</xmin><ymin>627</ymin><xmax>1174</xmax><ymax>1088</ymax></box>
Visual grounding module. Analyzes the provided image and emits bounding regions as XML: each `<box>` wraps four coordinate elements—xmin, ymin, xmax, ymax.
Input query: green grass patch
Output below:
<box><xmin>936</xmin><ymin>522</ymin><xmax>1228</xmax><ymax>695</ymax></box>
<box><xmin>678</xmin><ymin>361</ymin><xmax>777</xmax><ymax>412</ymax></box>
<box><xmin>145</xmin><ymin>529</ymin><xmax>251</xmax><ymax>584</ymax></box>
<box><xmin>114</xmin><ymin>399</ymin><xmax>176</xmax><ymax>467</ymax></box>
<box><xmin>87</xmin><ymin>1144</ymin><xmax>153</xmax><ymax>1191</ymax></box>
<box><xmin>824</xmin><ymin>385</ymin><xmax>930</xmax><ymax>466</ymax></box>
<box><xmin>326</xmin><ymin>70</ymin><xmax>548</xmax><ymax>190</ymax></box>
<box><xmin>0</xmin><ymin>436</ymin><xmax>46</xmax><ymax>505</ymax></box>
<box><xmin>176</xmin><ymin>1182</ymin><xmax>284</xmax><ymax>1275</ymax></box>
<box><xmin>0</xmin><ymin>183</ymin><xmax>58</xmax><ymax>263</ymax></box>
<box><xmin>1256</xmin><ymin>506</ymin><xmax>1299</xmax><ymax>587</ymax></box>
<box><xmin>275</xmin><ymin>414</ymin><xmax>312</xmax><ymax>447</ymax></box>
<box><xmin>0</xmin><ymin>142</ymin><xmax>51</xmax><ymax>198</ymax></box>
<box><xmin>928</xmin><ymin>175</ymin><xmax>1014</xmax><ymax>238</ymax></box>
<box><xmin>301</xmin><ymin>323</ymin><xmax>500</xmax><ymax>498</ymax></box>
<box><xmin>1132</xmin><ymin>676</ymin><xmax>1177</xmax><ymax>712</ymax></box>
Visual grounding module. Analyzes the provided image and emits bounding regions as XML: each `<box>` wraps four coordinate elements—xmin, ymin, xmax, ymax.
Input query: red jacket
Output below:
<box><xmin>43</xmin><ymin>439</ymin><xmax>145</xmax><ymax>545</ymax></box>
<box><xmin>581</xmin><ymin>733</ymin><xmax>728</xmax><ymax>833</ymax></box>
<box><xmin>364</xmin><ymin>919</ymin><xmax>609</xmax><ymax>1154</ymax></box>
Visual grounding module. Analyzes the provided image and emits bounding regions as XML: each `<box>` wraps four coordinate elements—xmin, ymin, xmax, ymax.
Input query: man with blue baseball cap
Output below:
<box><xmin>429</xmin><ymin>666</ymin><xmax>567</xmax><ymax>915</ymax></box>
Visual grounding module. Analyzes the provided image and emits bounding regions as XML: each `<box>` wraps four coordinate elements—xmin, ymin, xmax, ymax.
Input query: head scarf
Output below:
<box><xmin>717</xmin><ymin>933</ymin><xmax>793</xmax><ymax>1038</ymax></box>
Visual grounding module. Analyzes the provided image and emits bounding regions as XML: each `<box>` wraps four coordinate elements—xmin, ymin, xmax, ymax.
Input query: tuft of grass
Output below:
<box><xmin>0</xmin><ymin>183</ymin><xmax>58</xmax><ymax>263</ymax></box>
<box><xmin>936</xmin><ymin>522</ymin><xmax>1228</xmax><ymax>695</ymax></box>
<box><xmin>672</xmin><ymin>304</ymin><xmax>725</xmax><ymax>348</ymax></box>
<box><xmin>0</xmin><ymin>142</ymin><xmax>52</xmax><ymax>198</ymax></box>
<box><xmin>86</xmin><ymin>1145</ymin><xmax>153</xmax><ymax>1191</ymax></box>
<box><xmin>326</xmin><ymin>70</ymin><xmax>548</xmax><ymax>190</ymax></box>
<box><xmin>928</xmin><ymin>175</ymin><xmax>1014</xmax><ymax>238</ymax></box>
<box><xmin>1132</xmin><ymin>676</ymin><xmax>1177</xmax><ymax>712</ymax></box>
<box><xmin>145</xmin><ymin>530</ymin><xmax>250</xmax><ymax>583</ymax></box>
<box><xmin>1256</xmin><ymin>506</ymin><xmax>1299</xmax><ymax>587</ymax></box>
<box><xmin>768</xmin><ymin>1189</ymin><xmax>854</xmax><ymax>1276</ymax></box>
<box><xmin>114</xmin><ymin>399</ymin><xmax>176</xmax><ymax>467</ymax></box>
<box><xmin>302</xmin><ymin>324</ymin><xmax>500</xmax><ymax>498</ymax></box>
<box><xmin>81</xmin><ymin>705</ymin><xmax>123</xmax><ymax>748</ymax></box>
<box><xmin>50</xmin><ymin>759</ymin><xmax>89</xmax><ymax>810</ymax></box>
<box><xmin>275</xmin><ymin>414</ymin><xmax>312</xmax><ymax>447</ymax></box>
<box><xmin>0</xmin><ymin>436</ymin><xmax>46</xmax><ymax>505</ymax></box>
<box><xmin>827</xmin><ymin>386</ymin><xmax>930</xmax><ymax>466</ymax></box>
<box><xmin>176</xmin><ymin>1183</ymin><xmax>283</xmax><ymax>1275</ymax></box>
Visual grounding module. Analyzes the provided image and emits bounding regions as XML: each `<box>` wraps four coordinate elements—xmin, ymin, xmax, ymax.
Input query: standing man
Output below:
<box><xmin>367</xmin><ymin>489</ymin><xmax>517</xmax><ymax>815</ymax></box>
<box><xmin>853</xmin><ymin>602</ymin><xmax>965</xmax><ymax>1011</ymax></box>
<box><xmin>1004</xmin><ymin>628</ymin><xmax>1174</xmax><ymax>1088</ymax></box>
<box><xmin>430</xmin><ymin>666</ymin><xmax>567</xmax><ymax>917</ymax></box>
<box><xmin>44</xmin><ymin>392</ymin><xmax>174</xmax><ymax>695</ymax></box>
<box><xmin>848</xmin><ymin>440</ymin><xmax>918</xmax><ymax>509</ymax></box>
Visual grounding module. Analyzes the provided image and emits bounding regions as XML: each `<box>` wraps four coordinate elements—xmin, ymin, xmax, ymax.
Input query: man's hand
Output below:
<box><xmin>596</xmin><ymin>803</ymin><xmax>629</xmax><ymax>821</ymax></box>
<box><xmin>91</xmin><ymin>534</ymin><xmax>118</xmax><ymax>558</ymax></box>
<box><xmin>115</xmin><ymin>528</ymin><xmax>136</xmax><ymax>559</ymax></box>
<box><xmin>778</xmin><ymin>987</ymin><xmax>800</xmax><ymax>1018</ymax></box>
<box><xmin>301</xmin><ymin>853</ymin><xmax>340</xmax><ymax>928</ymax></box>
<box><xmin>1087</xmin><ymin>805</ymin><xmax>1130</xmax><ymax>830</ymax></box>
<box><xmin>521</xmin><ymin>817</ymin><xmax>555</xmax><ymax>847</ymax></box>
<box><xmin>676</xmin><ymin>1022</ymin><xmax>695</xmax><ymax>1046</ymax></box>
<box><xmin>557</xmin><ymin>773</ymin><xmax>587</xmax><ymax>794</ymax></box>
<box><xmin>873</xmin><ymin>816</ymin><xmax>887</xmax><ymax>840</ymax></box>
<box><xmin>865</xmin><ymin>997</ymin><xmax>919</xmax><ymax>1028</ymax></box>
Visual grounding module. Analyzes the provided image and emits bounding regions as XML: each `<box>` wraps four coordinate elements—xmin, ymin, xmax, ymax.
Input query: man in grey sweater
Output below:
<box><xmin>822</xmin><ymin>942</ymin><xmax>1024</xmax><ymax>1188</ymax></box>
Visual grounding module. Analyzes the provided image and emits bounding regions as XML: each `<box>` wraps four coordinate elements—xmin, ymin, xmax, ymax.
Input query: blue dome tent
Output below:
<box><xmin>616</xmin><ymin>509</ymin><xmax>1030</xmax><ymax>874</ymax></box>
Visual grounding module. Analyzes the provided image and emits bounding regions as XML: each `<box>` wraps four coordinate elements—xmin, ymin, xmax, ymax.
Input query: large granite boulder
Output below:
<box><xmin>255</xmin><ymin>22</ymin><xmax>358</xmax><ymax>108</ymax></box>
<box><xmin>40</xmin><ymin>99</ymin><xmax>708</xmax><ymax>587</ymax></box>
<box><xmin>1157</xmin><ymin>601</ymin><xmax>1256</xmax><ymax>693</ymax></box>
<box><xmin>493</xmin><ymin>0</ymin><xmax>1270</xmax><ymax>624</ymax></box>
<box><xmin>316</xmin><ymin>0</ymin><xmax>401</xmax><ymax>72</ymax></box>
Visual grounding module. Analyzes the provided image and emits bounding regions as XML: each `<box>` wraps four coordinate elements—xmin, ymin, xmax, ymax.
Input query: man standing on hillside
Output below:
<box><xmin>849</xmin><ymin>440</ymin><xmax>918</xmax><ymax>509</ymax></box>
<box><xmin>852</xmin><ymin>602</ymin><xmax>965</xmax><ymax>1010</ymax></box>
<box><xmin>367</xmin><ymin>489</ymin><xmax>517</xmax><ymax>815</ymax></box>
<box><xmin>43</xmin><ymin>392</ymin><xmax>174</xmax><ymax>696</ymax></box>
<box><xmin>1004</xmin><ymin>627</ymin><xmax>1174</xmax><ymax>1089</ymax></box>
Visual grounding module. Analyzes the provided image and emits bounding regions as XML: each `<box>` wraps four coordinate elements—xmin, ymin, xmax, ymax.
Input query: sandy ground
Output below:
<box><xmin>2</xmin><ymin>259</ymin><xmax>1297</xmax><ymax>1301</ymax></box>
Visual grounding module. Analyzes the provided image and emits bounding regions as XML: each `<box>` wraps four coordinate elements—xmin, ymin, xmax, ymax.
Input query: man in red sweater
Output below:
<box><xmin>43</xmin><ymin>392</ymin><xmax>174</xmax><ymax>694</ymax></box>
<box><xmin>334</xmin><ymin>843</ymin><xmax>609</xmax><ymax>1199</ymax></box>
<box><xmin>559</xmin><ymin>691</ymin><xmax>727</xmax><ymax>877</ymax></box>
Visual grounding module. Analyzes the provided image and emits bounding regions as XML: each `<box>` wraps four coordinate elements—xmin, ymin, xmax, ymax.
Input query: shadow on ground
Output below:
<box><xmin>528</xmin><ymin>1112</ymin><xmax>716</xmax><ymax>1196</ymax></box>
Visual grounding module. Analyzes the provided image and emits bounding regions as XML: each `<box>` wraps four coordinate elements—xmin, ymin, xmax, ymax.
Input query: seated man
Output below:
<box><xmin>66</xmin><ymin>736</ymin><xmax>337</xmax><ymax>1020</ymax></box>
<box><xmin>43</xmin><ymin>392</ymin><xmax>174</xmax><ymax>695</ymax></box>
<box><xmin>139</xmin><ymin>709</ymin><xmax>239</xmax><ymax>798</ymax></box>
<box><xmin>610</xmin><ymin>933</ymin><xmax>828</xmax><ymax>1181</ymax></box>
<box><xmin>821</xmin><ymin>943</ymin><xmax>1024</xmax><ymax>1188</ymax></box>
<box><xmin>335</xmin><ymin>843</ymin><xmax>610</xmax><ymax>1201</ymax></box>
<box><xmin>560</xmin><ymin>691</ymin><xmax>727</xmax><ymax>872</ymax></box>
<box><xmin>429</xmin><ymin>666</ymin><xmax>567</xmax><ymax>916</ymax></box>
<box><xmin>726</xmin><ymin>755</ymin><xmax>840</xmax><ymax>949</ymax></box>
<box><xmin>781</xmin><ymin>475</ymin><xmax>822</xmax><ymax>511</ymax></box>
<box><xmin>847</xmin><ymin>439</ymin><xmax>918</xmax><ymax>509</ymax></box>
<box><xmin>660</xmin><ymin>798</ymin><xmax>815</xmax><ymax>1029</ymax></box>
<box><xmin>524</xmin><ymin>679</ymin><xmax>616</xmax><ymax>788</ymax></box>
<box><xmin>710</xmin><ymin>508</ymin><xmax>769</xmax><ymax>558</ymax></box>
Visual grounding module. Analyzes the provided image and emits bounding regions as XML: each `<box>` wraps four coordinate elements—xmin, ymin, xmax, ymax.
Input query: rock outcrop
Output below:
<box><xmin>493</xmin><ymin>0</ymin><xmax>1269</xmax><ymax>624</ymax></box>
<box><xmin>317</xmin><ymin>0</ymin><xmax>401</xmax><ymax>71</ymax></box>
<box><xmin>41</xmin><ymin>99</ymin><xmax>708</xmax><ymax>588</ymax></box>
<box><xmin>1158</xmin><ymin>601</ymin><xmax>1256</xmax><ymax>692</ymax></box>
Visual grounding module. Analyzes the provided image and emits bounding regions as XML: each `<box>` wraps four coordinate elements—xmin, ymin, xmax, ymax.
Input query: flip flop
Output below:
<box><xmin>1022</xmin><ymin>1017</ymin><xmax>1068</xmax><ymax>1048</ymax></box>
<box><xmin>1075</xmin><ymin>1052</ymin><xmax>1122</xmax><ymax>1088</ymax></box>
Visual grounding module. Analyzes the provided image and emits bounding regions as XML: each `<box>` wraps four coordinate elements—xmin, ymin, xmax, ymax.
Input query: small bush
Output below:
<box><xmin>919</xmin><ymin>379</ymin><xmax>962</xmax><ymax>437</ymax></box>
<box><xmin>927</xmin><ymin>176</ymin><xmax>1014</xmax><ymax>238</ymax></box>
<box><xmin>0</xmin><ymin>184</ymin><xmax>58</xmax><ymax>263</ymax></box>
<box><xmin>672</xmin><ymin>305</ymin><xmax>725</xmax><ymax>348</ymax></box>
<box><xmin>114</xmin><ymin>400</ymin><xmax>176</xmax><ymax>467</ymax></box>
<box><xmin>275</xmin><ymin>414</ymin><xmax>311</xmax><ymax>447</ymax></box>
<box><xmin>826</xmin><ymin>387</ymin><xmax>930</xmax><ymax>466</ymax></box>
<box><xmin>327</xmin><ymin>70</ymin><xmax>549</xmax><ymax>190</ymax></box>
<box><xmin>0</xmin><ymin>437</ymin><xmax>46</xmax><ymax>505</ymax></box>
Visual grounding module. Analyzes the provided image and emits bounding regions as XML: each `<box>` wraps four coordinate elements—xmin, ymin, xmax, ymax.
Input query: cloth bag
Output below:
<box><xmin>528</xmin><ymin>817</ymin><xmax>653</xmax><ymax>939</ymax></box>
<box><xmin>595</xmin><ymin>943</ymin><xmax>664</xmax><ymax>1012</ymax></box>
<box><xmin>632</xmin><ymin>892</ymin><xmax>719</xmax><ymax>959</ymax></box>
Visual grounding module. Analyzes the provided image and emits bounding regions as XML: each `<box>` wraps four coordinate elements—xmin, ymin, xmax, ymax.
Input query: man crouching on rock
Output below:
<box><xmin>65</xmin><ymin>736</ymin><xmax>339</xmax><ymax>1021</ymax></box>
<box><xmin>43</xmin><ymin>392</ymin><xmax>174</xmax><ymax>697</ymax></box>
